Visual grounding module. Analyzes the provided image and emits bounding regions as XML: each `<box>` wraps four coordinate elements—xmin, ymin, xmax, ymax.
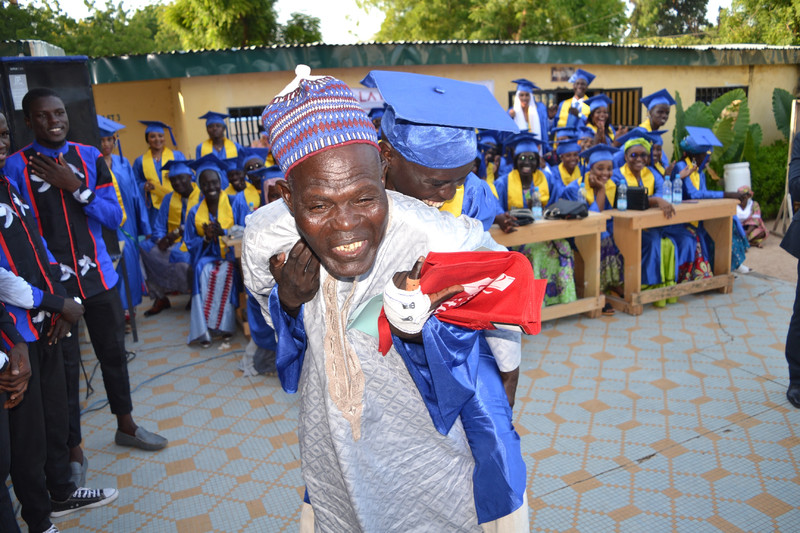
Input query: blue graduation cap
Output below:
<box><xmin>511</xmin><ymin>78</ymin><xmax>540</xmax><ymax>93</ymax></box>
<box><xmin>646</xmin><ymin>129</ymin><xmax>669</xmax><ymax>146</ymax></box>
<box><xmin>681</xmin><ymin>126</ymin><xmax>723</xmax><ymax>154</ymax></box>
<box><xmin>580</xmin><ymin>144</ymin><xmax>619</xmax><ymax>168</ymax></box>
<box><xmin>237</xmin><ymin>147</ymin><xmax>271</xmax><ymax>171</ymax></box>
<box><xmin>189</xmin><ymin>154</ymin><xmax>227</xmax><ymax>181</ymax></box>
<box><xmin>250</xmin><ymin>164</ymin><xmax>285</xmax><ymax>182</ymax></box>
<box><xmin>477</xmin><ymin>129</ymin><xmax>501</xmax><ymax>147</ymax></box>
<box><xmin>368</xmin><ymin>106</ymin><xmax>385</xmax><ymax>120</ymax></box>
<box><xmin>552</xmin><ymin>126</ymin><xmax>578</xmax><ymax>140</ymax></box>
<box><xmin>614</xmin><ymin>127</ymin><xmax>651</xmax><ymax>146</ymax></box>
<box><xmin>361</xmin><ymin>70</ymin><xmax>518</xmax><ymax>169</ymax></box>
<box><xmin>586</xmin><ymin>94</ymin><xmax>613</xmax><ymax>113</ymax></box>
<box><xmin>576</xmin><ymin>126</ymin><xmax>595</xmax><ymax>139</ymax></box>
<box><xmin>568</xmin><ymin>69</ymin><xmax>595</xmax><ymax>86</ymax></box>
<box><xmin>162</xmin><ymin>159</ymin><xmax>194</xmax><ymax>177</ymax></box>
<box><xmin>507</xmin><ymin>132</ymin><xmax>543</xmax><ymax>156</ymax></box>
<box><xmin>139</xmin><ymin>120</ymin><xmax>177</xmax><ymax>146</ymax></box>
<box><xmin>199</xmin><ymin>111</ymin><xmax>229</xmax><ymax>126</ymax></box>
<box><xmin>97</xmin><ymin>115</ymin><xmax>126</xmax><ymax>157</ymax></box>
<box><xmin>641</xmin><ymin>89</ymin><xmax>676</xmax><ymax>110</ymax></box>
<box><xmin>556</xmin><ymin>137</ymin><xmax>581</xmax><ymax>155</ymax></box>
<box><xmin>97</xmin><ymin>115</ymin><xmax>124</xmax><ymax>138</ymax></box>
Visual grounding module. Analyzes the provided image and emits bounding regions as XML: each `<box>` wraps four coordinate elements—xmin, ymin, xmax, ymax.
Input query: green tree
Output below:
<box><xmin>163</xmin><ymin>0</ymin><xmax>281</xmax><ymax>49</ymax></box>
<box><xmin>0</xmin><ymin>1</ymin><xmax>60</xmax><ymax>43</ymax></box>
<box><xmin>715</xmin><ymin>0</ymin><xmax>800</xmax><ymax>45</ymax></box>
<box><xmin>281</xmin><ymin>13</ymin><xmax>323</xmax><ymax>44</ymax></box>
<box><xmin>628</xmin><ymin>0</ymin><xmax>709</xmax><ymax>40</ymax></box>
<box><xmin>360</xmin><ymin>0</ymin><xmax>627</xmax><ymax>42</ymax></box>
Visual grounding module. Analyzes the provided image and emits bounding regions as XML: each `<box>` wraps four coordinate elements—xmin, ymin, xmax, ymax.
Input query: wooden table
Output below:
<box><xmin>609</xmin><ymin>198</ymin><xmax>737</xmax><ymax>315</ymax></box>
<box><xmin>490</xmin><ymin>211</ymin><xmax>610</xmax><ymax>321</ymax></box>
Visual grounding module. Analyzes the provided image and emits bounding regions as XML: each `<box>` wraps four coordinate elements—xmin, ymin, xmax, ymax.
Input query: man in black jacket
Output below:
<box><xmin>782</xmin><ymin>131</ymin><xmax>800</xmax><ymax>408</ymax></box>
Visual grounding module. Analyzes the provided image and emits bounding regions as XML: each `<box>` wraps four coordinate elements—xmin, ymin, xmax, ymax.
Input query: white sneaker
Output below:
<box><xmin>44</xmin><ymin>526</ymin><xmax>60</xmax><ymax>533</ymax></box>
<box><xmin>736</xmin><ymin>264</ymin><xmax>751</xmax><ymax>274</ymax></box>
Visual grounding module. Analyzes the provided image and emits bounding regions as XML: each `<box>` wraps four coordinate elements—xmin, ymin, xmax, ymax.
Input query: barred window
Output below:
<box><xmin>695</xmin><ymin>86</ymin><xmax>748</xmax><ymax>105</ymax></box>
<box><xmin>227</xmin><ymin>105</ymin><xmax>266</xmax><ymax>147</ymax></box>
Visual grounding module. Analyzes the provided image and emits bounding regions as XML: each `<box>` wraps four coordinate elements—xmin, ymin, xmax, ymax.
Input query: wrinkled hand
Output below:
<box><xmin>269</xmin><ymin>239</ymin><xmax>320</xmax><ymax>317</ymax></box>
<box><xmin>387</xmin><ymin>257</ymin><xmax>463</xmax><ymax>342</ymax></box>
<box><xmin>495</xmin><ymin>212</ymin><xmax>518</xmax><ymax>233</ymax></box>
<box><xmin>0</xmin><ymin>343</ymin><xmax>30</xmax><ymax>408</ymax></box>
<box><xmin>28</xmin><ymin>153</ymin><xmax>82</xmax><ymax>193</ymax></box>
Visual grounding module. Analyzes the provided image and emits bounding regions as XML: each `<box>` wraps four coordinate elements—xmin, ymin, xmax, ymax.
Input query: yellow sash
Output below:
<box><xmin>655</xmin><ymin>161</ymin><xmax>665</xmax><ymax>176</ymax></box>
<box><xmin>558</xmin><ymin>163</ymin><xmax>582</xmax><ymax>186</ymax></box>
<box><xmin>583</xmin><ymin>176</ymin><xmax>617</xmax><ymax>208</ymax></box>
<box><xmin>507</xmin><ymin>169</ymin><xmax>549</xmax><ymax>209</ymax></box>
<box><xmin>242</xmin><ymin>183</ymin><xmax>261</xmax><ymax>209</ymax></box>
<box><xmin>439</xmin><ymin>185</ymin><xmax>464</xmax><ymax>217</ymax></box>
<box><xmin>141</xmin><ymin>148</ymin><xmax>174</xmax><ymax>210</ymax></box>
<box><xmin>200</xmin><ymin>138</ymin><xmax>238</xmax><ymax>159</ymax></box>
<box><xmin>167</xmin><ymin>184</ymin><xmax>200</xmax><ymax>252</ymax></box>
<box><xmin>556</xmin><ymin>97</ymin><xmax>589</xmax><ymax>128</ymax></box>
<box><xmin>195</xmin><ymin>192</ymin><xmax>234</xmax><ymax>253</ymax></box>
<box><xmin>108</xmin><ymin>170</ymin><xmax>127</xmax><ymax>227</ymax></box>
<box><xmin>621</xmin><ymin>164</ymin><xmax>656</xmax><ymax>195</ymax></box>
<box><xmin>639</xmin><ymin>119</ymin><xmax>653</xmax><ymax>132</ymax></box>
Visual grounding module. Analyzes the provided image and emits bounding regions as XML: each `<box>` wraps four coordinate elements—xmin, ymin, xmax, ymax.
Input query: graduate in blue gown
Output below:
<box><xmin>133</xmin><ymin>120</ymin><xmax>186</xmax><ymax>228</ymax></box>
<box><xmin>673</xmin><ymin>126</ymin><xmax>751</xmax><ymax>271</ymax></box>
<box><xmin>195</xmin><ymin>111</ymin><xmax>243</xmax><ymax>166</ymax></box>
<box><xmin>553</xmin><ymin>68</ymin><xmax>594</xmax><ymax>129</ymax></box>
<box><xmin>639</xmin><ymin>89</ymin><xmax>676</xmax><ymax>134</ymax></box>
<box><xmin>508</xmin><ymin>78</ymin><xmax>550</xmax><ymax>153</ymax></box>
<box><xmin>97</xmin><ymin>115</ymin><xmax>151</xmax><ymax>313</ymax></box>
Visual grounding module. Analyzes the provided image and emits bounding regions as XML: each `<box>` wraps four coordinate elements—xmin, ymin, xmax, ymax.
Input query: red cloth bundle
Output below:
<box><xmin>378</xmin><ymin>251</ymin><xmax>545</xmax><ymax>354</ymax></box>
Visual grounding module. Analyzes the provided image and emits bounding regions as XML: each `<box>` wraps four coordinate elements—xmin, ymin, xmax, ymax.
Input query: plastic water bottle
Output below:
<box><xmin>672</xmin><ymin>175</ymin><xmax>683</xmax><ymax>205</ymax></box>
<box><xmin>248</xmin><ymin>201</ymin><xmax>255</xmax><ymax>213</ymax></box>
<box><xmin>531</xmin><ymin>187</ymin><xmax>543</xmax><ymax>220</ymax></box>
<box><xmin>663</xmin><ymin>178</ymin><xmax>672</xmax><ymax>204</ymax></box>
<box><xmin>578</xmin><ymin>181</ymin><xmax>588</xmax><ymax>205</ymax></box>
<box><xmin>617</xmin><ymin>181</ymin><xmax>628</xmax><ymax>211</ymax></box>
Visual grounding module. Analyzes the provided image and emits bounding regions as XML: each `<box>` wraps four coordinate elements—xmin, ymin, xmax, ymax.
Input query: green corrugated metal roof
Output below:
<box><xmin>88</xmin><ymin>40</ymin><xmax>800</xmax><ymax>85</ymax></box>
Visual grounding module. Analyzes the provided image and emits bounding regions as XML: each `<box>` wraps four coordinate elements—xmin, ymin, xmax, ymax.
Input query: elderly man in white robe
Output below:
<box><xmin>243</xmin><ymin>66</ymin><xmax>529</xmax><ymax>532</ymax></box>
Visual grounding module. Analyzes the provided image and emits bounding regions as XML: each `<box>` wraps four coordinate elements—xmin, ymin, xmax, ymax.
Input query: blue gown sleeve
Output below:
<box><xmin>232</xmin><ymin>192</ymin><xmax>249</xmax><ymax>226</ymax></box>
<box><xmin>652</xmin><ymin>167</ymin><xmax>664</xmax><ymax>198</ymax></box>
<box><xmin>683</xmin><ymin>168</ymin><xmax>724</xmax><ymax>199</ymax></box>
<box><xmin>544</xmin><ymin>170</ymin><xmax>562</xmax><ymax>207</ymax></box>
<box><xmin>461</xmin><ymin>174</ymin><xmax>503</xmax><ymax>230</ymax></box>
<box><xmin>82</xmin><ymin>152</ymin><xmax>123</xmax><ymax>230</ymax></box>
<box><xmin>494</xmin><ymin>175</ymin><xmax>509</xmax><ymax>211</ymax></box>
<box><xmin>152</xmin><ymin>193</ymin><xmax>171</xmax><ymax>241</ymax></box>
<box><xmin>268</xmin><ymin>286</ymin><xmax>307</xmax><ymax>393</ymax></box>
<box><xmin>391</xmin><ymin>317</ymin><xmax>482</xmax><ymax>435</ymax></box>
<box><xmin>195</xmin><ymin>144</ymin><xmax>202</xmax><ymax>159</ymax></box>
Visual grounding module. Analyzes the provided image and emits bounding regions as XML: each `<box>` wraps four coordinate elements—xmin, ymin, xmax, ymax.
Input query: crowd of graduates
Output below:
<box><xmin>0</xmin><ymin>66</ymin><xmax>771</xmax><ymax>531</ymax></box>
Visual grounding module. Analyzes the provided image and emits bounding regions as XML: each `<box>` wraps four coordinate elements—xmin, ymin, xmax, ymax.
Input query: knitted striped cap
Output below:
<box><xmin>261</xmin><ymin>65</ymin><xmax>378</xmax><ymax>177</ymax></box>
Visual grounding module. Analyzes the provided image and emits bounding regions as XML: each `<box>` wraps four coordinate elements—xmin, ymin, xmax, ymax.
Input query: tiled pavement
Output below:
<box><xmin>12</xmin><ymin>271</ymin><xmax>800</xmax><ymax>532</ymax></box>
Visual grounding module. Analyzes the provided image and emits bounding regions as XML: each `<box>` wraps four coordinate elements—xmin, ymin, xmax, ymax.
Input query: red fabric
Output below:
<box><xmin>378</xmin><ymin>251</ymin><xmax>545</xmax><ymax>354</ymax></box>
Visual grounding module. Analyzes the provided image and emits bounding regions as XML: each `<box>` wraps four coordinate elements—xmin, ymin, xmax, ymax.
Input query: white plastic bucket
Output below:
<box><xmin>724</xmin><ymin>162</ymin><xmax>751</xmax><ymax>192</ymax></box>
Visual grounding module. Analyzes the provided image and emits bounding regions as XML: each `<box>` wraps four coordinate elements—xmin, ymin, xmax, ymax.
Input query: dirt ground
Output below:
<box><xmin>743</xmin><ymin>218</ymin><xmax>797</xmax><ymax>284</ymax></box>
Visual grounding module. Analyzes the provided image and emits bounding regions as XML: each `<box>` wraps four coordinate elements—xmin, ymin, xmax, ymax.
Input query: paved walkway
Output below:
<box><xmin>14</xmin><ymin>271</ymin><xmax>800</xmax><ymax>532</ymax></box>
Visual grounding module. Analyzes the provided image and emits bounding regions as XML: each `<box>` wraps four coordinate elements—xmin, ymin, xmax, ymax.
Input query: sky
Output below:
<box><xmin>50</xmin><ymin>0</ymin><xmax>733</xmax><ymax>44</ymax></box>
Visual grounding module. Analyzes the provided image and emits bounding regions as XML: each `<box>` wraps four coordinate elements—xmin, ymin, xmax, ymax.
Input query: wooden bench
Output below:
<box><xmin>490</xmin><ymin>210</ymin><xmax>610</xmax><ymax>321</ymax></box>
<box><xmin>608</xmin><ymin>198</ymin><xmax>737</xmax><ymax>316</ymax></box>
